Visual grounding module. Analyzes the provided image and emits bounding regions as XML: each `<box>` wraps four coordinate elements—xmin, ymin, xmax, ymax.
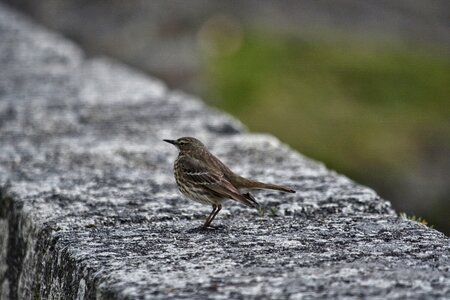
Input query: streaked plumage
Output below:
<box><xmin>164</xmin><ymin>137</ymin><xmax>295</xmax><ymax>228</ymax></box>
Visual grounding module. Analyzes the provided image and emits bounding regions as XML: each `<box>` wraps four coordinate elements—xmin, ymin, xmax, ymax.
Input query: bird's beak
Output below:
<box><xmin>163</xmin><ymin>139</ymin><xmax>177</xmax><ymax>146</ymax></box>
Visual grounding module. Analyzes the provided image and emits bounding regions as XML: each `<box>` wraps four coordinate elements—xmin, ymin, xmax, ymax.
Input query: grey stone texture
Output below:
<box><xmin>0</xmin><ymin>3</ymin><xmax>449</xmax><ymax>299</ymax></box>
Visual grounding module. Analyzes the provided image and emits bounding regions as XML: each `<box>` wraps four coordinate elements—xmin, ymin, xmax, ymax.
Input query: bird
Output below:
<box><xmin>164</xmin><ymin>137</ymin><xmax>295</xmax><ymax>228</ymax></box>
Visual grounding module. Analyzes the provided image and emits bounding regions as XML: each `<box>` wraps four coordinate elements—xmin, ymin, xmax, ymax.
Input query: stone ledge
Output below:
<box><xmin>0</xmin><ymin>3</ymin><xmax>449</xmax><ymax>299</ymax></box>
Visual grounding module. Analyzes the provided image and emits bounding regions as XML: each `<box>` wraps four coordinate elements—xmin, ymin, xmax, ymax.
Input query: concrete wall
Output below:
<box><xmin>0</xmin><ymin>3</ymin><xmax>449</xmax><ymax>299</ymax></box>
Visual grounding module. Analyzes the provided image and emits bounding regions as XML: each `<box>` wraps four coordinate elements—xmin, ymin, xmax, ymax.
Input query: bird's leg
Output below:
<box><xmin>207</xmin><ymin>204</ymin><xmax>222</xmax><ymax>227</ymax></box>
<box><xmin>203</xmin><ymin>204</ymin><xmax>217</xmax><ymax>228</ymax></box>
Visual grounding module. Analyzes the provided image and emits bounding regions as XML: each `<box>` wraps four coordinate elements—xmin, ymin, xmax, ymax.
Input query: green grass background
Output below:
<box><xmin>201</xmin><ymin>32</ymin><xmax>450</xmax><ymax>233</ymax></box>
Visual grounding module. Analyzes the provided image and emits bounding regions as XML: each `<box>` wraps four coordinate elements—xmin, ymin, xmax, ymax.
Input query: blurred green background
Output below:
<box><xmin>201</xmin><ymin>31</ymin><xmax>450</xmax><ymax>232</ymax></box>
<box><xmin>5</xmin><ymin>0</ymin><xmax>449</xmax><ymax>234</ymax></box>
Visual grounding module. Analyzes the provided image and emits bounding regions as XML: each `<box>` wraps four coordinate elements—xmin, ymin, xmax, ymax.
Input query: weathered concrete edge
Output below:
<box><xmin>0</xmin><ymin>3</ymin><xmax>447</xmax><ymax>299</ymax></box>
<box><xmin>0</xmin><ymin>188</ymin><xmax>110</xmax><ymax>299</ymax></box>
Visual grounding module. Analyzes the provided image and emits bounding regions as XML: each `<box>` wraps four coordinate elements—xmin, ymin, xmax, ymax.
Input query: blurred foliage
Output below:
<box><xmin>202</xmin><ymin>32</ymin><xmax>450</xmax><ymax>233</ymax></box>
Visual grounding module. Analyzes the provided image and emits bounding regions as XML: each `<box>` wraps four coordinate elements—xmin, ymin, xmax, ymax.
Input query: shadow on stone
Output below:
<box><xmin>186</xmin><ymin>225</ymin><xmax>228</xmax><ymax>234</ymax></box>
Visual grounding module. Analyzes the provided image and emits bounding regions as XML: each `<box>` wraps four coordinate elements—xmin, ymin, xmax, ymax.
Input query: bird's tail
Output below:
<box><xmin>236</xmin><ymin>177</ymin><xmax>296</xmax><ymax>193</ymax></box>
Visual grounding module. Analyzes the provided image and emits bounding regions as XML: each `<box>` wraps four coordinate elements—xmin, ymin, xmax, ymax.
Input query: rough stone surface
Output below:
<box><xmin>0</xmin><ymin>3</ymin><xmax>449</xmax><ymax>300</ymax></box>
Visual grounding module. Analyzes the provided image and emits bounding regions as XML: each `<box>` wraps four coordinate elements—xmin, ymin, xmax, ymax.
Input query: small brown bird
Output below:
<box><xmin>164</xmin><ymin>137</ymin><xmax>295</xmax><ymax>228</ymax></box>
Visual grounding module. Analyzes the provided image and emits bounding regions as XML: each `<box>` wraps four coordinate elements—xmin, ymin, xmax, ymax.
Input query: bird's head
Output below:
<box><xmin>163</xmin><ymin>137</ymin><xmax>206</xmax><ymax>152</ymax></box>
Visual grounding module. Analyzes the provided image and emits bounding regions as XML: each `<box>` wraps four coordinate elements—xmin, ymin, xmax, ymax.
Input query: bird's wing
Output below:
<box><xmin>178</xmin><ymin>156</ymin><xmax>258</xmax><ymax>208</ymax></box>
